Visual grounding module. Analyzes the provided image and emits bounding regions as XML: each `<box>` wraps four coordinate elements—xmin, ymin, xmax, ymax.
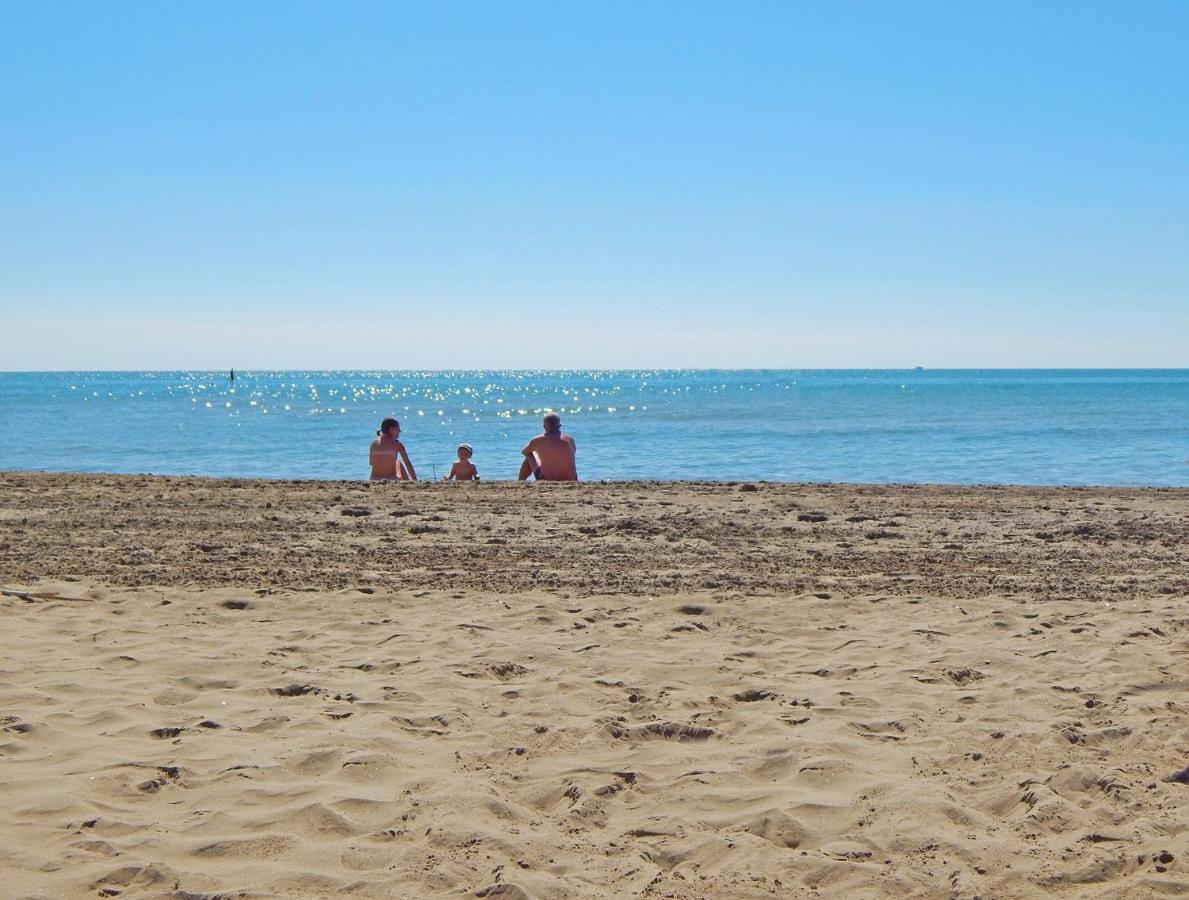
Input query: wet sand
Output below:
<box><xmin>1</xmin><ymin>473</ymin><xmax>1186</xmax><ymax>898</ymax></box>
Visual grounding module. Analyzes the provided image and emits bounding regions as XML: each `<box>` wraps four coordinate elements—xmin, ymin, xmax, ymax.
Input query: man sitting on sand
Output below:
<box><xmin>518</xmin><ymin>413</ymin><xmax>578</xmax><ymax>481</ymax></box>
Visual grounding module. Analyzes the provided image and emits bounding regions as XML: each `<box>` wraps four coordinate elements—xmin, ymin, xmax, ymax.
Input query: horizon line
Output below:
<box><xmin>3</xmin><ymin>366</ymin><xmax>1189</xmax><ymax>375</ymax></box>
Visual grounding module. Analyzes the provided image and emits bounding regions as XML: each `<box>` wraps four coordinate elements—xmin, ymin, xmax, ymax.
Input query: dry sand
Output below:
<box><xmin>1</xmin><ymin>472</ymin><xmax>1186</xmax><ymax>899</ymax></box>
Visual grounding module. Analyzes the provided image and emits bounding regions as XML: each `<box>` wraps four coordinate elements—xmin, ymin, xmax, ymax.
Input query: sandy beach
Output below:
<box><xmin>1</xmin><ymin>472</ymin><xmax>1186</xmax><ymax>899</ymax></box>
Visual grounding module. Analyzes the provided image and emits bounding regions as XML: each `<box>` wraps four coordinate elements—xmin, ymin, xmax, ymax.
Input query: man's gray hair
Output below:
<box><xmin>543</xmin><ymin>412</ymin><xmax>562</xmax><ymax>431</ymax></box>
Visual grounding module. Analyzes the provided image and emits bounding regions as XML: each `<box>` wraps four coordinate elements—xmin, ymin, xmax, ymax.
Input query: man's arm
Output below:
<box><xmin>518</xmin><ymin>455</ymin><xmax>538</xmax><ymax>480</ymax></box>
<box><xmin>518</xmin><ymin>438</ymin><xmax>541</xmax><ymax>480</ymax></box>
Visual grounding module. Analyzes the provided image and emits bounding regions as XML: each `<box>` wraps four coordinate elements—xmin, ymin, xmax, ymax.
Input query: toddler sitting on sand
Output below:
<box><xmin>446</xmin><ymin>444</ymin><xmax>479</xmax><ymax>481</ymax></box>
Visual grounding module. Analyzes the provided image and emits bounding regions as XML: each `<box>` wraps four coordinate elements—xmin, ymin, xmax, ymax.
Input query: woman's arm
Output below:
<box><xmin>398</xmin><ymin>442</ymin><xmax>417</xmax><ymax>481</ymax></box>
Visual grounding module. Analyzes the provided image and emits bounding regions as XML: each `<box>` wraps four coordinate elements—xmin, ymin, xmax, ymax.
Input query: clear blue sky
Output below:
<box><xmin>2</xmin><ymin>1</ymin><xmax>1186</xmax><ymax>369</ymax></box>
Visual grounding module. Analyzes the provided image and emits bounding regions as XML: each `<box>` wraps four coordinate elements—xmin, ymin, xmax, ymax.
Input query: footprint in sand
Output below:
<box><xmin>193</xmin><ymin>833</ymin><xmax>294</xmax><ymax>859</ymax></box>
<box><xmin>137</xmin><ymin>765</ymin><xmax>183</xmax><ymax>793</ymax></box>
<box><xmin>179</xmin><ymin>676</ymin><xmax>239</xmax><ymax>691</ymax></box>
<box><xmin>270</xmin><ymin>683</ymin><xmax>319</xmax><ymax>697</ymax></box>
<box><xmin>152</xmin><ymin>688</ymin><xmax>199</xmax><ymax>706</ymax></box>
<box><xmin>2</xmin><ymin>716</ymin><xmax>33</xmax><ymax>734</ymax></box>
<box><xmin>732</xmin><ymin>689</ymin><xmax>774</xmax><ymax>702</ymax></box>
<box><xmin>489</xmin><ymin>662</ymin><xmax>528</xmax><ymax>680</ymax></box>
<box><xmin>821</xmin><ymin>839</ymin><xmax>875</xmax><ymax>860</ymax></box>
<box><xmin>605</xmin><ymin>722</ymin><xmax>715</xmax><ymax>741</ymax></box>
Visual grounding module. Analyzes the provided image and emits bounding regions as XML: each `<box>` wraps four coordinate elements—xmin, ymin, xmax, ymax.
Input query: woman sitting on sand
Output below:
<box><xmin>369</xmin><ymin>417</ymin><xmax>417</xmax><ymax>481</ymax></box>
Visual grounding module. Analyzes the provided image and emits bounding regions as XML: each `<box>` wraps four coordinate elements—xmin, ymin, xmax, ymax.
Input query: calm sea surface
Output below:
<box><xmin>0</xmin><ymin>370</ymin><xmax>1186</xmax><ymax>485</ymax></box>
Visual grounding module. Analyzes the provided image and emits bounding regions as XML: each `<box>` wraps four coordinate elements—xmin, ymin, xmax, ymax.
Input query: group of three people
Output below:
<box><xmin>368</xmin><ymin>413</ymin><xmax>578</xmax><ymax>482</ymax></box>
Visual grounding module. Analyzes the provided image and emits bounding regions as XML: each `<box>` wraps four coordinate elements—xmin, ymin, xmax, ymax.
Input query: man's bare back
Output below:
<box><xmin>519</xmin><ymin>414</ymin><xmax>577</xmax><ymax>481</ymax></box>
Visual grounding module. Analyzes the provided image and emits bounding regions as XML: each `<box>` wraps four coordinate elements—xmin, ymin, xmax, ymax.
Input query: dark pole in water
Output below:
<box><xmin>230</xmin><ymin>368</ymin><xmax>235</xmax><ymax>382</ymax></box>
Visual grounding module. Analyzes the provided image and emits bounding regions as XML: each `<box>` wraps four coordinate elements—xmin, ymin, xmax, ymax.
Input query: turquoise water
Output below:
<box><xmin>0</xmin><ymin>370</ymin><xmax>1186</xmax><ymax>485</ymax></box>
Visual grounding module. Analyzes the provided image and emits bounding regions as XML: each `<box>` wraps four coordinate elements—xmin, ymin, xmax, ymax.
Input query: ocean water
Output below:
<box><xmin>0</xmin><ymin>370</ymin><xmax>1186</xmax><ymax>486</ymax></box>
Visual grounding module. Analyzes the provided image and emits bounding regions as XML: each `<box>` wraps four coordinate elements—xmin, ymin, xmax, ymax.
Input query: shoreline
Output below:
<box><xmin>5</xmin><ymin>468</ymin><xmax>1189</xmax><ymax>489</ymax></box>
<box><xmin>2</xmin><ymin>471</ymin><xmax>1186</xmax><ymax>897</ymax></box>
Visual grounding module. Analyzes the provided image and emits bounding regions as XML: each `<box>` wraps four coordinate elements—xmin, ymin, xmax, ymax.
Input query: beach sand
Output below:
<box><xmin>1</xmin><ymin>473</ymin><xmax>1186</xmax><ymax>898</ymax></box>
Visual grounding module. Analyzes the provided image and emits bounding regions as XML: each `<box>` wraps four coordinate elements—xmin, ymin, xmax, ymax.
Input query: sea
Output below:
<box><xmin>0</xmin><ymin>370</ymin><xmax>1186</xmax><ymax>486</ymax></box>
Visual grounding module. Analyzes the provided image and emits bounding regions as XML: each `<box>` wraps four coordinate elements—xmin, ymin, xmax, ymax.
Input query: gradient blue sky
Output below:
<box><xmin>2</xmin><ymin>1</ymin><xmax>1186</xmax><ymax>369</ymax></box>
